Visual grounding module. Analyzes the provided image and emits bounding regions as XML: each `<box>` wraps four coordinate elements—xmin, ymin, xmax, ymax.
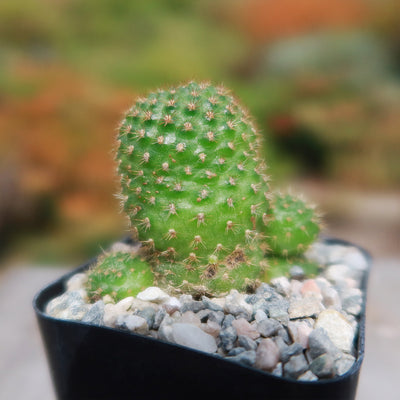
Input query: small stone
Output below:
<box><xmin>255</xmin><ymin>338</ymin><xmax>280</xmax><ymax>371</ymax></box>
<box><xmin>158</xmin><ymin>315</ymin><xmax>174</xmax><ymax>342</ymax></box>
<box><xmin>180</xmin><ymin>311</ymin><xmax>201</xmax><ymax>326</ymax></box>
<box><xmin>308</xmin><ymin>328</ymin><xmax>342</xmax><ymax>360</ymax></box>
<box><xmin>254</xmin><ymin>309</ymin><xmax>268</xmax><ymax>323</ymax></box>
<box><xmin>219</xmin><ymin>326</ymin><xmax>237</xmax><ymax>352</ymax></box>
<box><xmin>130</xmin><ymin>298</ymin><xmax>160</xmax><ymax>311</ymax></box>
<box><xmin>277</xmin><ymin>326</ymin><xmax>291</xmax><ymax>344</ymax></box>
<box><xmin>224</xmin><ymin>290</ymin><xmax>253</xmax><ymax>319</ymax></box>
<box><xmin>283</xmin><ymin>354</ymin><xmax>309</xmax><ymax>379</ymax></box>
<box><xmin>171</xmin><ymin>323</ymin><xmax>217</xmax><ymax>353</ymax></box>
<box><xmin>324</xmin><ymin>264</ymin><xmax>351</xmax><ymax>286</ymax></box>
<box><xmin>298</xmin><ymin>370</ymin><xmax>318</xmax><ymax>381</ymax></box>
<box><xmin>180</xmin><ymin>300</ymin><xmax>205</xmax><ymax>314</ymax></box>
<box><xmin>287</xmin><ymin>320</ymin><xmax>313</xmax><ymax>349</ymax></box>
<box><xmin>301</xmin><ymin>279</ymin><xmax>322</xmax><ymax>300</ymax></box>
<box><xmin>289</xmin><ymin>266</ymin><xmax>305</xmax><ymax>280</ymax></box>
<box><xmin>136</xmin><ymin>287</ymin><xmax>170</xmax><ymax>303</ymax></box>
<box><xmin>315</xmin><ymin>310</ymin><xmax>355</xmax><ymax>353</ymax></box>
<box><xmin>66</xmin><ymin>273</ymin><xmax>88</xmax><ymax>292</ymax></box>
<box><xmin>255</xmin><ymin>283</ymin><xmax>276</xmax><ymax>300</ymax></box>
<box><xmin>196</xmin><ymin>309</ymin><xmax>213</xmax><ymax>322</ymax></box>
<box><xmin>289</xmin><ymin>296</ymin><xmax>324</xmax><ymax>319</ymax></box>
<box><xmin>310</xmin><ymin>353</ymin><xmax>336</xmax><ymax>378</ymax></box>
<box><xmin>272</xmin><ymin>362</ymin><xmax>283</xmax><ymax>377</ymax></box>
<box><xmin>227</xmin><ymin>350</ymin><xmax>256</xmax><ymax>367</ymax></box>
<box><xmin>336</xmin><ymin>353</ymin><xmax>356</xmax><ymax>375</ymax></box>
<box><xmin>280</xmin><ymin>342</ymin><xmax>304</xmax><ymax>363</ymax></box>
<box><xmin>265</xmin><ymin>298</ymin><xmax>289</xmax><ymax>324</ymax></box>
<box><xmin>153</xmin><ymin>308</ymin><xmax>167</xmax><ymax>330</ymax></box>
<box><xmin>208</xmin><ymin>311</ymin><xmax>225</xmax><ymax>326</ymax></box>
<box><xmin>117</xmin><ymin>314</ymin><xmax>149</xmax><ymax>335</ymax></box>
<box><xmin>115</xmin><ymin>297</ymin><xmax>134</xmax><ymax>313</ymax></box>
<box><xmin>232</xmin><ymin>318</ymin><xmax>260</xmax><ymax>340</ymax></box>
<box><xmin>304</xmin><ymin>242</ymin><xmax>331</xmax><ymax>265</ymax></box>
<box><xmin>45</xmin><ymin>291</ymin><xmax>85</xmax><ymax>316</ymax></box>
<box><xmin>273</xmin><ymin>336</ymin><xmax>289</xmax><ymax>357</ymax></box>
<box><xmin>238</xmin><ymin>335</ymin><xmax>258</xmax><ymax>351</ymax></box>
<box><xmin>179</xmin><ymin>294</ymin><xmax>193</xmax><ymax>303</ymax></box>
<box><xmin>135</xmin><ymin>307</ymin><xmax>156</xmax><ymax>329</ymax></box>
<box><xmin>271</xmin><ymin>277</ymin><xmax>291</xmax><ymax>297</ymax></box>
<box><xmin>200</xmin><ymin>320</ymin><xmax>221</xmax><ymax>338</ymax></box>
<box><xmin>103</xmin><ymin>303</ymin><xmax>118</xmax><ymax>327</ymax></box>
<box><xmin>162</xmin><ymin>297</ymin><xmax>181</xmax><ymax>314</ymax></box>
<box><xmin>202</xmin><ymin>296</ymin><xmax>224</xmax><ymax>312</ymax></box>
<box><xmin>290</xmin><ymin>280</ymin><xmax>303</xmax><ymax>298</ymax></box>
<box><xmin>82</xmin><ymin>300</ymin><xmax>104</xmax><ymax>325</ymax></box>
<box><xmin>341</xmin><ymin>288</ymin><xmax>363</xmax><ymax>316</ymax></box>
<box><xmin>228</xmin><ymin>347</ymin><xmax>246</xmax><ymax>356</ymax></box>
<box><xmin>222</xmin><ymin>314</ymin><xmax>235</xmax><ymax>329</ymax></box>
<box><xmin>257</xmin><ymin>318</ymin><xmax>281</xmax><ymax>338</ymax></box>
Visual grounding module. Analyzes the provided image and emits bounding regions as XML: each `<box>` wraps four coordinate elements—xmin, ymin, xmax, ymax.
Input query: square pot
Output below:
<box><xmin>33</xmin><ymin>237</ymin><xmax>371</xmax><ymax>400</ymax></box>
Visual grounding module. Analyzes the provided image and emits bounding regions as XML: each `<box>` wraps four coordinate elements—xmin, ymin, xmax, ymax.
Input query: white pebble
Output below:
<box><xmin>137</xmin><ymin>287</ymin><xmax>170</xmax><ymax>303</ymax></box>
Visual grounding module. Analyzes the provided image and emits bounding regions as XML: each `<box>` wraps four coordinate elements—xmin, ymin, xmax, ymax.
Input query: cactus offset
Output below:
<box><xmin>264</xmin><ymin>192</ymin><xmax>321</xmax><ymax>257</ymax></box>
<box><xmin>86</xmin><ymin>252</ymin><xmax>155</xmax><ymax>302</ymax></box>
<box><xmin>115</xmin><ymin>81</ymin><xmax>270</xmax><ymax>295</ymax></box>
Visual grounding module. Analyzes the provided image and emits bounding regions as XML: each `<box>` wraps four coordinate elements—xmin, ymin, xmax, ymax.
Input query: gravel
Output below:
<box><xmin>45</xmin><ymin>241</ymin><xmax>368</xmax><ymax>381</ymax></box>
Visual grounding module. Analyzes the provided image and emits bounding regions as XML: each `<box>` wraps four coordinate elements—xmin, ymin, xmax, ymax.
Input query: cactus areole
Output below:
<box><xmin>115</xmin><ymin>81</ymin><xmax>271</xmax><ymax>295</ymax></box>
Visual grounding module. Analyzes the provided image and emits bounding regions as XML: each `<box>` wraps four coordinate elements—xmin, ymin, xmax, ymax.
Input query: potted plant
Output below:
<box><xmin>33</xmin><ymin>81</ymin><xmax>371</xmax><ymax>400</ymax></box>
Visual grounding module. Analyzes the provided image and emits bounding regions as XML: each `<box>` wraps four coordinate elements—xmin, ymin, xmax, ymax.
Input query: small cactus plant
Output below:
<box><xmin>264</xmin><ymin>192</ymin><xmax>322</xmax><ymax>258</ymax></box>
<box><xmin>85</xmin><ymin>81</ymin><xmax>323</xmax><ymax>299</ymax></box>
<box><xmin>87</xmin><ymin>252</ymin><xmax>155</xmax><ymax>302</ymax></box>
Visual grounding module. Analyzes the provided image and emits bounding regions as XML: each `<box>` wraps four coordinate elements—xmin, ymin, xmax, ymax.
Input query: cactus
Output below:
<box><xmin>85</xmin><ymin>81</ymin><xmax>324</xmax><ymax>301</ymax></box>
<box><xmin>115</xmin><ymin>81</ymin><xmax>270</xmax><ymax>295</ymax></box>
<box><xmin>264</xmin><ymin>192</ymin><xmax>321</xmax><ymax>257</ymax></box>
<box><xmin>86</xmin><ymin>252</ymin><xmax>155</xmax><ymax>302</ymax></box>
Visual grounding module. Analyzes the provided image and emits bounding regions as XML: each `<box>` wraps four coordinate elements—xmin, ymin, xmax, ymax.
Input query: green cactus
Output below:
<box><xmin>264</xmin><ymin>192</ymin><xmax>321</xmax><ymax>257</ymax></box>
<box><xmin>115</xmin><ymin>81</ymin><xmax>270</xmax><ymax>295</ymax></box>
<box><xmin>86</xmin><ymin>252</ymin><xmax>155</xmax><ymax>302</ymax></box>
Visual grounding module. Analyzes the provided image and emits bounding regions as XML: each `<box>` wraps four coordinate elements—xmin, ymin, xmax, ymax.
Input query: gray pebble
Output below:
<box><xmin>238</xmin><ymin>335</ymin><xmax>257</xmax><ymax>351</ymax></box>
<box><xmin>265</xmin><ymin>298</ymin><xmax>289</xmax><ymax>324</ymax></box>
<box><xmin>290</xmin><ymin>265</ymin><xmax>305</xmax><ymax>280</ymax></box>
<box><xmin>283</xmin><ymin>354</ymin><xmax>309</xmax><ymax>379</ymax></box>
<box><xmin>208</xmin><ymin>311</ymin><xmax>225</xmax><ymax>326</ymax></box>
<box><xmin>180</xmin><ymin>300</ymin><xmax>205</xmax><ymax>314</ymax></box>
<box><xmin>308</xmin><ymin>328</ymin><xmax>341</xmax><ymax>361</ymax></box>
<box><xmin>135</xmin><ymin>307</ymin><xmax>156</xmax><ymax>329</ymax></box>
<box><xmin>202</xmin><ymin>296</ymin><xmax>224</xmax><ymax>312</ymax></box>
<box><xmin>228</xmin><ymin>347</ymin><xmax>246</xmax><ymax>356</ymax></box>
<box><xmin>196</xmin><ymin>309</ymin><xmax>213</xmax><ymax>323</ymax></box>
<box><xmin>310</xmin><ymin>353</ymin><xmax>336</xmax><ymax>378</ymax></box>
<box><xmin>227</xmin><ymin>350</ymin><xmax>256</xmax><ymax>367</ymax></box>
<box><xmin>257</xmin><ymin>318</ymin><xmax>281</xmax><ymax>338</ymax></box>
<box><xmin>222</xmin><ymin>314</ymin><xmax>235</xmax><ymax>329</ymax></box>
<box><xmin>280</xmin><ymin>342</ymin><xmax>304</xmax><ymax>364</ymax></box>
<box><xmin>153</xmin><ymin>308</ymin><xmax>167</xmax><ymax>330</ymax></box>
<box><xmin>82</xmin><ymin>300</ymin><xmax>104</xmax><ymax>325</ymax></box>
<box><xmin>219</xmin><ymin>326</ymin><xmax>237</xmax><ymax>352</ymax></box>
<box><xmin>272</xmin><ymin>362</ymin><xmax>283</xmax><ymax>377</ymax></box>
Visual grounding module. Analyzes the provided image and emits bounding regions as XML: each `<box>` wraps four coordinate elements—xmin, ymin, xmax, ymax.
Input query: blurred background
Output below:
<box><xmin>0</xmin><ymin>1</ymin><xmax>399</xmax><ymax>398</ymax></box>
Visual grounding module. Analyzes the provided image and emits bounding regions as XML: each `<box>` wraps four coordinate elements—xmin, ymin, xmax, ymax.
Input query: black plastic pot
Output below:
<box><xmin>33</xmin><ymin>238</ymin><xmax>371</xmax><ymax>400</ymax></box>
